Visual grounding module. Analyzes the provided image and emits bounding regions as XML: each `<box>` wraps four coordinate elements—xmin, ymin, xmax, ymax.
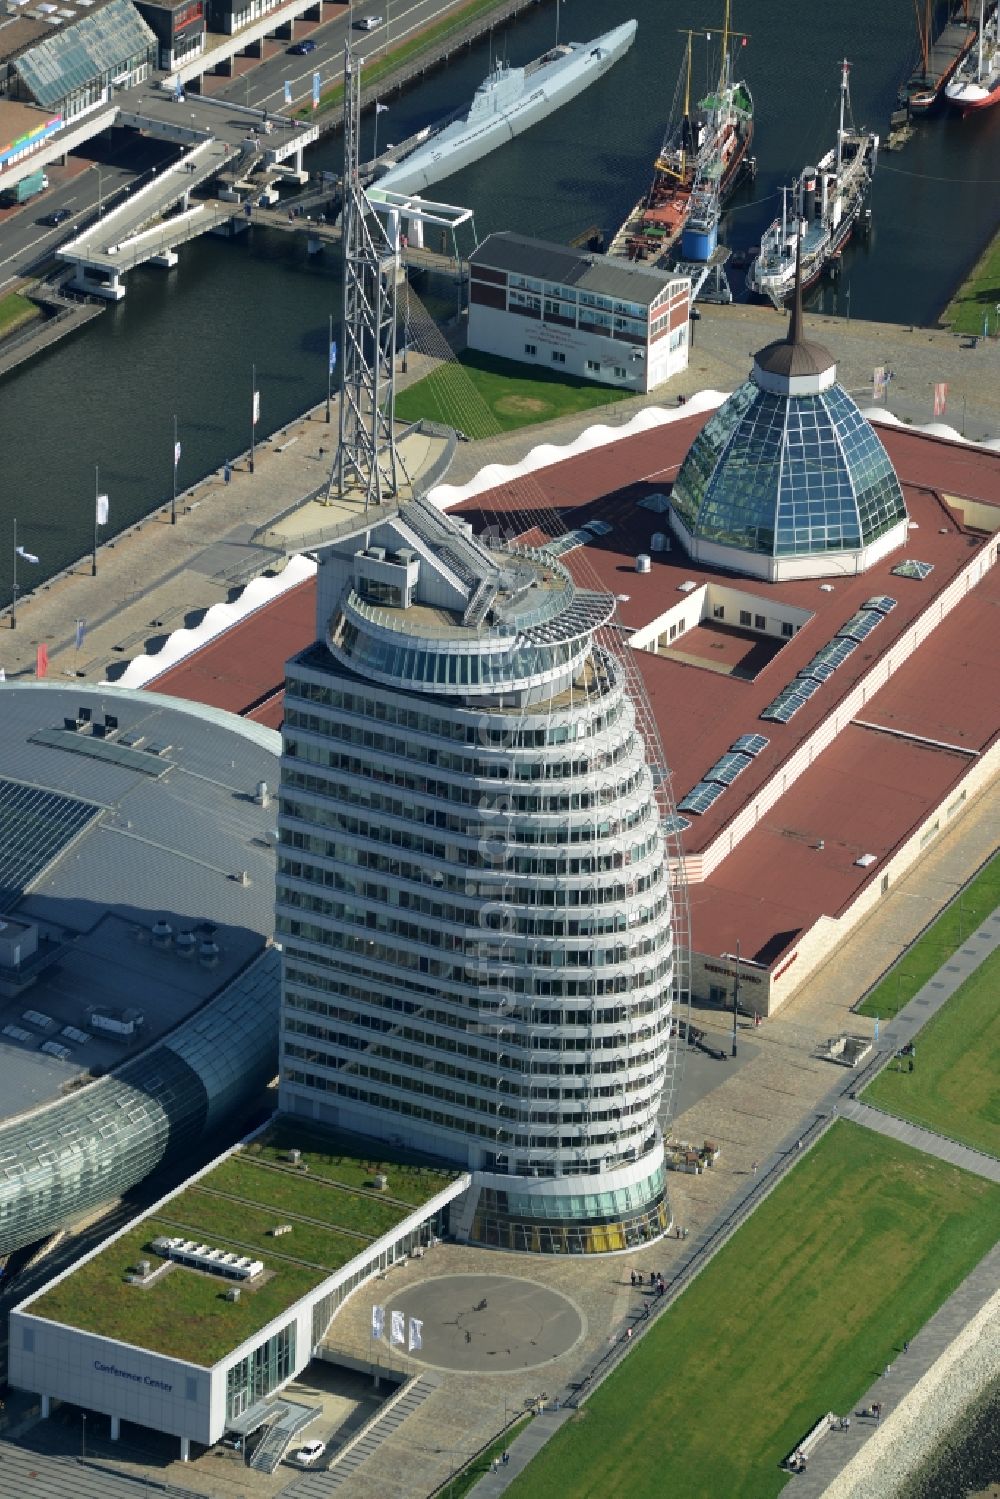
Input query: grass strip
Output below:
<box><xmin>396</xmin><ymin>349</ymin><xmax>629</xmax><ymax>437</ymax></box>
<box><xmin>940</xmin><ymin>229</ymin><xmax>1000</xmax><ymax>336</ymax></box>
<box><xmin>504</xmin><ymin>1122</ymin><xmax>1000</xmax><ymax>1499</ymax></box>
<box><xmin>862</xmin><ymin>942</ymin><xmax>1000</xmax><ymax>1157</ymax></box>
<box><xmin>0</xmin><ymin>291</ymin><xmax>41</xmax><ymax>338</ymax></box>
<box><xmin>295</xmin><ymin>0</ymin><xmax>512</xmax><ymax>119</ymax></box>
<box><xmin>856</xmin><ymin>849</ymin><xmax>1000</xmax><ymax>1020</ymax></box>
<box><xmin>438</xmin><ymin>1415</ymin><xmax>532</xmax><ymax>1499</ymax></box>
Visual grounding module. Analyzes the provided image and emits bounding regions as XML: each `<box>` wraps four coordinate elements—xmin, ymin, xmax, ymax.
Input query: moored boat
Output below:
<box><xmin>945</xmin><ymin>0</ymin><xmax>1000</xmax><ymax>108</ymax></box>
<box><xmin>900</xmin><ymin>0</ymin><xmax>978</xmax><ymax>113</ymax></box>
<box><xmin>607</xmin><ymin>5</ymin><xmax>753</xmax><ymax>270</ymax></box>
<box><xmin>748</xmin><ymin>61</ymin><xmax>877</xmax><ymax>307</ymax></box>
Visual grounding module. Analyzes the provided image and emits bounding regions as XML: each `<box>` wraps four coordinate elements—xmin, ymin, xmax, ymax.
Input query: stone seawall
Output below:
<box><xmin>821</xmin><ymin>1285</ymin><xmax>1000</xmax><ymax>1499</ymax></box>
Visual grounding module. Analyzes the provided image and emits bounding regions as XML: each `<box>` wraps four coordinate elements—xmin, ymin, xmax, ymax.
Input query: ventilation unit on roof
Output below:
<box><xmin>650</xmin><ymin>532</ymin><xmax>669</xmax><ymax>552</ymax></box>
<box><xmin>678</xmin><ymin>580</ymin><xmax>697</xmax><ymax>593</ymax></box>
<box><xmin>855</xmin><ymin>853</ymin><xmax>877</xmax><ymax>868</ymax></box>
<box><xmin>635</xmin><ymin>554</ymin><xmax>651</xmax><ymax>574</ymax></box>
<box><xmin>819</xmin><ymin>584</ymin><xmax>834</xmax><ymax>592</ymax></box>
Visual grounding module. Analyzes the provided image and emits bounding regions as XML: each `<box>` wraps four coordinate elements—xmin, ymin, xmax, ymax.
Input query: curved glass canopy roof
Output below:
<box><xmin>671</xmin><ymin>380</ymin><xmax>907</xmax><ymax>559</ymax></box>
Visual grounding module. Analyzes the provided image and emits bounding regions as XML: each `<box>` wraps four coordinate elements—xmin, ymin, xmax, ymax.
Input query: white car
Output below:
<box><xmin>358</xmin><ymin>14</ymin><xmax>384</xmax><ymax>28</ymax></box>
<box><xmin>293</xmin><ymin>1440</ymin><xmax>326</xmax><ymax>1466</ymax></box>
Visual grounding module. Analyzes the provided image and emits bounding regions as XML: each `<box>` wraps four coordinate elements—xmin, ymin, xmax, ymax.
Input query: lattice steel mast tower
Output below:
<box><xmin>327</xmin><ymin>45</ymin><xmax>405</xmax><ymax>508</ymax></box>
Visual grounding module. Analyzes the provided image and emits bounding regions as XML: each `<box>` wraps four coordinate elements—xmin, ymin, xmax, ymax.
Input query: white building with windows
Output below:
<box><xmin>277</xmin><ymin>498</ymin><xmax>678</xmax><ymax>1254</ymax></box>
<box><xmin>467</xmin><ymin>231</ymin><xmax>690</xmax><ymax>394</ymax></box>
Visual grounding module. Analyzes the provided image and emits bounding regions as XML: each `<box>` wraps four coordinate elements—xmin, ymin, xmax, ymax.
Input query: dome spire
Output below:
<box><xmin>751</xmin><ymin>229</ymin><xmax>835</xmax><ymax>386</ymax></box>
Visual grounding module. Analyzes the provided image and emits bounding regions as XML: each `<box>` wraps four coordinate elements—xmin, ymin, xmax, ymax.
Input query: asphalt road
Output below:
<box><xmin>0</xmin><ymin>0</ymin><xmax>472</xmax><ymax>287</ymax></box>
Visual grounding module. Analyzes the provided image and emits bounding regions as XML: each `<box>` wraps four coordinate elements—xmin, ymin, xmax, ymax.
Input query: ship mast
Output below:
<box><xmin>681</xmin><ymin>30</ymin><xmax>693</xmax><ymax>177</ymax></box>
<box><xmin>719</xmin><ymin>0</ymin><xmax>731</xmax><ymax>93</ymax></box>
<box><xmin>836</xmin><ymin>58</ymin><xmax>850</xmax><ymax>175</ymax></box>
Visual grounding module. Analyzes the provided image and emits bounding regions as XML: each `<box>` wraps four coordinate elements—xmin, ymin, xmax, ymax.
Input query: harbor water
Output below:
<box><xmin>1</xmin><ymin>0</ymin><xmax>999</xmax><ymax>605</ymax></box>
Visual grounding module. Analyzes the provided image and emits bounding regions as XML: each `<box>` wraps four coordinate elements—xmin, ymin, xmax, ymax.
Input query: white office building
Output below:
<box><xmin>467</xmin><ymin>231</ymin><xmax>691</xmax><ymax>394</ymax></box>
<box><xmin>277</xmin><ymin>498</ymin><xmax>677</xmax><ymax>1253</ymax></box>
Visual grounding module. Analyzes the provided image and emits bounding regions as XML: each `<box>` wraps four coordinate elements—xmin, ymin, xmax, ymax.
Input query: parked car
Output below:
<box><xmin>288</xmin><ymin>37</ymin><xmax>317</xmax><ymax>53</ymax></box>
<box><xmin>40</xmin><ymin>207</ymin><xmax>72</xmax><ymax>227</ymax></box>
<box><xmin>356</xmin><ymin>14</ymin><xmax>384</xmax><ymax>28</ymax></box>
<box><xmin>293</xmin><ymin>1440</ymin><xmax>326</xmax><ymax>1467</ymax></box>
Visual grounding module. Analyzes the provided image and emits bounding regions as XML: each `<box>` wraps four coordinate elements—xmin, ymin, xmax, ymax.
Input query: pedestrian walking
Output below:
<box><xmin>885</xmin><ymin>1363</ymin><xmax>892</xmax><ymax>1377</ymax></box>
<box><xmin>903</xmin><ymin>1340</ymin><xmax>909</xmax><ymax>1354</ymax></box>
<box><xmin>751</xmin><ymin>1160</ymin><xmax>758</xmax><ymax>1176</ymax></box>
<box><xmin>502</xmin><ymin>1451</ymin><xmax>510</xmax><ymax>1467</ymax></box>
<box><xmin>630</xmin><ymin>1269</ymin><xmax>636</xmax><ymax>1287</ymax></box>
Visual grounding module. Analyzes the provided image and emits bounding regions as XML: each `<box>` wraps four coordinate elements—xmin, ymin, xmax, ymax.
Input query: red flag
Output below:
<box><xmin>933</xmin><ymin>382</ymin><xmax>948</xmax><ymax>417</ymax></box>
<box><xmin>741</xmin><ymin>35</ymin><xmax>747</xmax><ymax>45</ymax></box>
<box><xmin>36</xmin><ymin>643</ymin><xmax>49</xmax><ymax>678</ymax></box>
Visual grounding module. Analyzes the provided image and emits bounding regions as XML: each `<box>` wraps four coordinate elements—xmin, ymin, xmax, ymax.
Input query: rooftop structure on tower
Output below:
<box><xmin>670</xmin><ymin>245</ymin><xmax>908</xmax><ymax>581</ymax></box>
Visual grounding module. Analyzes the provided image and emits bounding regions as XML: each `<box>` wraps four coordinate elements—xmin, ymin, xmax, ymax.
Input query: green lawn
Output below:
<box><xmin>0</xmin><ymin>290</ymin><xmax>40</xmax><ymax>338</ymax></box>
<box><xmin>862</xmin><ymin>944</ymin><xmax>1000</xmax><ymax>1157</ymax></box>
<box><xmin>396</xmin><ymin>350</ymin><xmax>629</xmax><ymax>437</ymax></box>
<box><xmin>505</xmin><ymin>1123</ymin><xmax>1000</xmax><ymax>1499</ymax></box>
<box><xmin>857</xmin><ymin>850</ymin><xmax>1000</xmax><ymax>1020</ymax></box>
<box><xmin>940</xmin><ymin>230</ymin><xmax>1000</xmax><ymax>336</ymax></box>
<box><xmin>296</xmin><ymin>0</ymin><xmax>510</xmax><ymax>119</ymax></box>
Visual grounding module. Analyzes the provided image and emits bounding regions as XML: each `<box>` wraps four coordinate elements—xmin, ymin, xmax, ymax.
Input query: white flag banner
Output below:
<box><xmin>16</xmin><ymin>546</ymin><xmax>39</xmax><ymax>564</ymax></box>
<box><xmin>390</xmin><ymin>1310</ymin><xmax>405</xmax><ymax>1347</ymax></box>
<box><xmin>253</xmin><ymin>389</ymin><xmax>261</xmax><ymax>426</ymax></box>
<box><xmin>174</xmin><ymin>440</ymin><xmax>182</xmax><ymax>467</ymax></box>
<box><xmin>96</xmin><ymin>493</ymin><xmax>109</xmax><ymax>526</ymax></box>
<box><xmin>372</xmin><ymin>1304</ymin><xmax>385</xmax><ymax>1341</ymax></box>
<box><xmin>284</xmin><ymin>79</ymin><xmax>292</xmax><ymax>105</ymax></box>
<box><xmin>408</xmin><ymin>1316</ymin><xmax>422</xmax><ymax>1352</ymax></box>
<box><xmin>375</xmin><ymin>101</ymin><xmax>389</xmax><ymax>113</ymax></box>
<box><xmin>0</xmin><ymin>666</ymin><xmax>5</xmax><ymax>682</ymax></box>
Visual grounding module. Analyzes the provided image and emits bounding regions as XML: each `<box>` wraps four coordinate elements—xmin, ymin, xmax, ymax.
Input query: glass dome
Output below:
<box><xmin>672</xmin><ymin>381</ymin><xmax>907</xmax><ymax>558</ymax></box>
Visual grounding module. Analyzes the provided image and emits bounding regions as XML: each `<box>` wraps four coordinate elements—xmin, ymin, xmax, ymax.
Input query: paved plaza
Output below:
<box><xmin>387</xmin><ymin>1275</ymin><xmax>585</xmax><ymax>1376</ymax></box>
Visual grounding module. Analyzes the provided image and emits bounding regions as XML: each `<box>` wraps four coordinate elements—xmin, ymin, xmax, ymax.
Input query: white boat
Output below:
<box><xmin>748</xmin><ymin>60</ymin><xmax>877</xmax><ymax>307</ymax></box>
<box><xmin>373</xmin><ymin>20</ymin><xmax>637</xmax><ymax>197</ymax></box>
<box><xmin>945</xmin><ymin>0</ymin><xmax>1000</xmax><ymax>111</ymax></box>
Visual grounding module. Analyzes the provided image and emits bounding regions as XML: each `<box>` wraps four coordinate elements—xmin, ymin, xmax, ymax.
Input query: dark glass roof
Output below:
<box><xmin>671</xmin><ymin>381</ymin><xmax>907</xmax><ymax>559</ymax></box>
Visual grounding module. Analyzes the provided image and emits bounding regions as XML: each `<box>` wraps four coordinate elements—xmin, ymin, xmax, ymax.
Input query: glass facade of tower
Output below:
<box><xmin>672</xmin><ymin>381</ymin><xmax>907</xmax><ymax>557</ymax></box>
<box><xmin>276</xmin><ymin>515</ymin><xmax>675</xmax><ymax>1252</ymax></box>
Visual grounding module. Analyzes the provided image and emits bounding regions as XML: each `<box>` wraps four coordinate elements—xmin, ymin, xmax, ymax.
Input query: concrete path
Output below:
<box><xmin>468</xmin><ymin>1408</ymin><xmax>574</xmax><ymax>1499</ymax></box>
<box><xmin>789</xmin><ymin>1243</ymin><xmax>1000</xmax><ymax>1499</ymax></box>
<box><xmin>839</xmin><ymin>1100</ymin><xmax>1000</xmax><ymax>1182</ymax></box>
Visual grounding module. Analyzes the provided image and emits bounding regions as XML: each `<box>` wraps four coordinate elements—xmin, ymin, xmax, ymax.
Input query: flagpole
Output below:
<box><xmin>171</xmin><ymin>415</ymin><xmax>178</xmax><ymax>526</ymax></box>
<box><xmin>326</xmin><ymin>312</ymin><xmax>332</xmax><ymax>424</ymax></box>
<box><xmin>11</xmin><ymin>517</ymin><xmax>17</xmax><ymax>631</ymax></box>
<box><xmin>92</xmin><ymin>465</ymin><xmax>99</xmax><ymax>575</ymax></box>
<box><xmin>250</xmin><ymin>363</ymin><xmax>256</xmax><ymax>474</ymax></box>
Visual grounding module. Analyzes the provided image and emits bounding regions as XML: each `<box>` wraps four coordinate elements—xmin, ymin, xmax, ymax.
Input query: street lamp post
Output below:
<box><xmin>731</xmin><ymin>939</ymin><xmax>741</xmax><ymax>1058</ymax></box>
<box><xmin>326</xmin><ymin>312</ymin><xmax>333</xmax><ymax>424</ymax></box>
<box><xmin>81</xmin><ymin>1411</ymin><xmax>87</xmax><ymax>1460</ymax></box>
<box><xmin>92</xmin><ymin>465</ymin><xmax>99</xmax><ymax>575</ymax></box>
<box><xmin>171</xmin><ymin>414</ymin><xmax>179</xmax><ymax>525</ymax></box>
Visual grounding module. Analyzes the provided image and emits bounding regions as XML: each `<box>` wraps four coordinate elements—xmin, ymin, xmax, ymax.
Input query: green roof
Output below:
<box><xmin>28</xmin><ymin>1118</ymin><xmax>463</xmax><ymax>1365</ymax></box>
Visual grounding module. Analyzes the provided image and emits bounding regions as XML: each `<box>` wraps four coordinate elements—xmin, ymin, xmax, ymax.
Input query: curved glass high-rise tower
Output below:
<box><xmin>277</xmin><ymin>498</ymin><xmax>675</xmax><ymax>1253</ymax></box>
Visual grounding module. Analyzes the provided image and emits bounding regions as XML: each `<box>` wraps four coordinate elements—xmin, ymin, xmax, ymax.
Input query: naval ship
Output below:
<box><xmin>372</xmin><ymin>20</ymin><xmax>637</xmax><ymax>197</ymax></box>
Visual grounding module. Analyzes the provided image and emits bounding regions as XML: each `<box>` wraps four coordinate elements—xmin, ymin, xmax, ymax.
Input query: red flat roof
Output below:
<box><xmin>149</xmin><ymin>578</ymin><xmax>315</xmax><ymax>720</ymax></box>
<box><xmin>692</xmin><ymin>724</ymin><xmax>973</xmax><ymax>965</ymax></box>
<box><xmin>455</xmin><ymin>418</ymin><xmax>999</xmax><ymax>856</ymax></box>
